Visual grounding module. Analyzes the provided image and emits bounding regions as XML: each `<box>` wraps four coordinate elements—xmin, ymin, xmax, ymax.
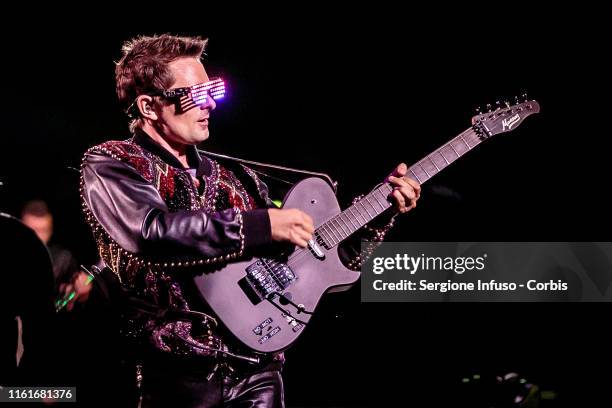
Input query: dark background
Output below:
<box><xmin>1</xmin><ymin>6</ymin><xmax>610</xmax><ymax>407</ymax></box>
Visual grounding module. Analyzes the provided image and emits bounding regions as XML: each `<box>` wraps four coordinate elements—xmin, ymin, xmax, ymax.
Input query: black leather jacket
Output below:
<box><xmin>81</xmin><ymin>129</ymin><xmax>278</xmax><ymax>360</ymax></box>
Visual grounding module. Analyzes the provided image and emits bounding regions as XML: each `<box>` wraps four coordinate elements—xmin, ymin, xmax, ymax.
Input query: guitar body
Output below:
<box><xmin>193</xmin><ymin>177</ymin><xmax>360</xmax><ymax>353</ymax></box>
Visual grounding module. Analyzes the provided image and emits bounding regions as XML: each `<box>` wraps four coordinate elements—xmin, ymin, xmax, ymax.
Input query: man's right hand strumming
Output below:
<box><xmin>268</xmin><ymin>208</ymin><xmax>314</xmax><ymax>248</ymax></box>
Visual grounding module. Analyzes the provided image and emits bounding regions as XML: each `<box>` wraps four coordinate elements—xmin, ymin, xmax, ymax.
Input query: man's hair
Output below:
<box><xmin>21</xmin><ymin>200</ymin><xmax>51</xmax><ymax>218</ymax></box>
<box><xmin>115</xmin><ymin>34</ymin><xmax>208</xmax><ymax>133</ymax></box>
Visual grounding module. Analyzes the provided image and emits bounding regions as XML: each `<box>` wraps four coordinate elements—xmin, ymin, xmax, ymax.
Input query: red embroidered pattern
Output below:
<box><xmin>217</xmin><ymin>166</ymin><xmax>255</xmax><ymax>212</ymax></box>
<box><xmin>94</xmin><ymin>140</ymin><xmax>180</xmax><ymax>202</ymax></box>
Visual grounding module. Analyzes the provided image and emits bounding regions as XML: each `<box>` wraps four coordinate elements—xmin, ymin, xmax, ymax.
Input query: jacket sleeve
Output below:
<box><xmin>81</xmin><ymin>151</ymin><xmax>272</xmax><ymax>261</ymax></box>
<box><xmin>338</xmin><ymin>193</ymin><xmax>398</xmax><ymax>271</ymax></box>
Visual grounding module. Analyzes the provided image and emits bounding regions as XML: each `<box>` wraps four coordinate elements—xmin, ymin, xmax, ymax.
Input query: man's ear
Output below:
<box><xmin>136</xmin><ymin>95</ymin><xmax>158</xmax><ymax>120</ymax></box>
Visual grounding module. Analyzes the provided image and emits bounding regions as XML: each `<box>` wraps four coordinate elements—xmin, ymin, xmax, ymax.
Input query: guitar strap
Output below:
<box><xmin>198</xmin><ymin>149</ymin><xmax>338</xmax><ymax>193</ymax></box>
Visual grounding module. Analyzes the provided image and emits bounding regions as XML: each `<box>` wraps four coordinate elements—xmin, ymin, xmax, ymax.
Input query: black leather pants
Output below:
<box><xmin>141</xmin><ymin>362</ymin><xmax>284</xmax><ymax>408</ymax></box>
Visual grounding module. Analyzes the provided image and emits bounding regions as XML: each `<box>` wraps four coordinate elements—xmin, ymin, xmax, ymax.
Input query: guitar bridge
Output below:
<box><xmin>244</xmin><ymin>259</ymin><xmax>296</xmax><ymax>300</ymax></box>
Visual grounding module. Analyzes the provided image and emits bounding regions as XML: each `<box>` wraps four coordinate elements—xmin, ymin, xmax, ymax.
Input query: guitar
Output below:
<box><xmin>194</xmin><ymin>98</ymin><xmax>540</xmax><ymax>353</ymax></box>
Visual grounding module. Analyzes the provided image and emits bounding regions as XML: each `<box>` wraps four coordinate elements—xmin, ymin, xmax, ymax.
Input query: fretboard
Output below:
<box><xmin>314</xmin><ymin>127</ymin><xmax>483</xmax><ymax>248</ymax></box>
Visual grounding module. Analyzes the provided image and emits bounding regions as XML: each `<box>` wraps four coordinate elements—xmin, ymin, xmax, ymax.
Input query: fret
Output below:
<box><xmin>378</xmin><ymin>190</ymin><xmax>393</xmax><ymax>211</ymax></box>
<box><xmin>358</xmin><ymin>200</ymin><xmax>374</xmax><ymax>219</ymax></box>
<box><xmin>409</xmin><ymin>168</ymin><xmax>422</xmax><ymax>184</ymax></box>
<box><xmin>326</xmin><ymin>222</ymin><xmax>342</xmax><ymax>243</ymax></box>
<box><xmin>331</xmin><ymin>216</ymin><xmax>343</xmax><ymax>237</ymax></box>
<box><xmin>364</xmin><ymin>196</ymin><xmax>379</xmax><ymax>213</ymax></box>
<box><xmin>332</xmin><ymin>218</ymin><xmax>349</xmax><ymax>237</ymax></box>
<box><xmin>340</xmin><ymin>213</ymin><xmax>356</xmax><ymax>234</ymax></box>
<box><xmin>364</xmin><ymin>194</ymin><xmax>378</xmax><ymax>212</ymax></box>
<box><xmin>459</xmin><ymin>134</ymin><xmax>472</xmax><ymax>149</ymax></box>
<box><xmin>466</xmin><ymin>131</ymin><xmax>481</xmax><ymax>147</ymax></box>
<box><xmin>357</xmin><ymin>204</ymin><xmax>371</xmax><ymax>223</ymax></box>
<box><xmin>317</xmin><ymin>227</ymin><xmax>330</xmax><ymax>244</ymax></box>
<box><xmin>322</xmin><ymin>224</ymin><xmax>338</xmax><ymax>245</ymax></box>
<box><xmin>438</xmin><ymin>149</ymin><xmax>450</xmax><ymax>165</ymax></box>
<box><xmin>379</xmin><ymin>183</ymin><xmax>393</xmax><ymax>195</ymax></box>
<box><xmin>420</xmin><ymin>158</ymin><xmax>437</xmax><ymax>178</ymax></box>
<box><xmin>371</xmin><ymin>192</ymin><xmax>385</xmax><ymax>210</ymax></box>
<box><xmin>318</xmin><ymin>227</ymin><xmax>333</xmax><ymax>246</ymax></box>
<box><xmin>320</xmin><ymin>228</ymin><xmax>334</xmax><ymax>246</ymax></box>
<box><xmin>452</xmin><ymin>138</ymin><xmax>469</xmax><ymax>155</ymax></box>
<box><xmin>349</xmin><ymin>205</ymin><xmax>367</xmax><ymax>224</ymax></box>
<box><xmin>448</xmin><ymin>142</ymin><xmax>460</xmax><ymax>157</ymax></box>
<box><xmin>418</xmin><ymin>162</ymin><xmax>431</xmax><ymax>178</ymax></box>
<box><xmin>432</xmin><ymin>149</ymin><xmax>452</xmax><ymax>170</ymax></box>
<box><xmin>345</xmin><ymin>209</ymin><xmax>359</xmax><ymax>229</ymax></box>
<box><xmin>428</xmin><ymin>155</ymin><xmax>440</xmax><ymax>171</ymax></box>
<box><xmin>374</xmin><ymin>189</ymin><xmax>390</xmax><ymax>209</ymax></box>
<box><xmin>340</xmin><ymin>215</ymin><xmax>353</xmax><ymax>235</ymax></box>
<box><xmin>416</xmin><ymin>166</ymin><xmax>429</xmax><ymax>182</ymax></box>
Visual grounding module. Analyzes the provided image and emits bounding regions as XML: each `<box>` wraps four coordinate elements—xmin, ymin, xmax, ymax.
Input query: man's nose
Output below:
<box><xmin>201</xmin><ymin>94</ymin><xmax>216</xmax><ymax>111</ymax></box>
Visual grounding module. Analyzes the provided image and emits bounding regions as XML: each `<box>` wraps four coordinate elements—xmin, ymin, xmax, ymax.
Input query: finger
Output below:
<box><xmin>387</xmin><ymin>175</ymin><xmax>408</xmax><ymax>187</ymax></box>
<box><xmin>78</xmin><ymin>292</ymin><xmax>90</xmax><ymax>303</ymax></box>
<box><xmin>290</xmin><ymin>211</ymin><xmax>313</xmax><ymax>232</ymax></box>
<box><xmin>290</xmin><ymin>230</ymin><xmax>308</xmax><ymax>248</ymax></box>
<box><xmin>300</xmin><ymin>212</ymin><xmax>314</xmax><ymax>227</ymax></box>
<box><xmin>392</xmin><ymin>163</ymin><xmax>408</xmax><ymax>177</ymax></box>
<box><xmin>298</xmin><ymin>216</ymin><xmax>315</xmax><ymax>234</ymax></box>
<box><xmin>392</xmin><ymin>189</ymin><xmax>406</xmax><ymax>210</ymax></box>
<box><xmin>403</xmin><ymin>178</ymin><xmax>421</xmax><ymax>197</ymax></box>
<box><xmin>294</xmin><ymin>235</ymin><xmax>309</xmax><ymax>248</ymax></box>
<box><xmin>398</xmin><ymin>186</ymin><xmax>416</xmax><ymax>201</ymax></box>
<box><xmin>294</xmin><ymin>221</ymin><xmax>314</xmax><ymax>235</ymax></box>
<box><xmin>297</xmin><ymin>227</ymin><xmax>314</xmax><ymax>243</ymax></box>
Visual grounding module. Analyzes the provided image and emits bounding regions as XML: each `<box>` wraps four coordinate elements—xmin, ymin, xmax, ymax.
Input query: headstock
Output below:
<box><xmin>472</xmin><ymin>95</ymin><xmax>540</xmax><ymax>138</ymax></box>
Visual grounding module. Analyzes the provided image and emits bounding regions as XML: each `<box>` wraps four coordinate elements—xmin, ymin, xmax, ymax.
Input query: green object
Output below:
<box><xmin>55</xmin><ymin>273</ymin><xmax>94</xmax><ymax>312</ymax></box>
<box><xmin>271</xmin><ymin>199</ymin><xmax>282</xmax><ymax>208</ymax></box>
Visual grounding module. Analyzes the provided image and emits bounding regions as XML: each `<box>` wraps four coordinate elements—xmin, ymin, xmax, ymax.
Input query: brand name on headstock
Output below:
<box><xmin>502</xmin><ymin>114</ymin><xmax>521</xmax><ymax>131</ymax></box>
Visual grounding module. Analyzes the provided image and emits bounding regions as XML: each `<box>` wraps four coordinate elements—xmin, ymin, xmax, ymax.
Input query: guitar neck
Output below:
<box><xmin>314</xmin><ymin>127</ymin><xmax>484</xmax><ymax>248</ymax></box>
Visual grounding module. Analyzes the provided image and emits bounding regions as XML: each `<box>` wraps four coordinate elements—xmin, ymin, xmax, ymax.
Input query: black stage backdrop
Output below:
<box><xmin>1</xmin><ymin>8</ymin><xmax>610</xmax><ymax>407</ymax></box>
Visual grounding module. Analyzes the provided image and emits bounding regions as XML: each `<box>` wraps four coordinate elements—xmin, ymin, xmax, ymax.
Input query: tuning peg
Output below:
<box><xmin>504</xmin><ymin>100</ymin><xmax>511</xmax><ymax>107</ymax></box>
<box><xmin>475</xmin><ymin>106</ymin><xmax>482</xmax><ymax>114</ymax></box>
<box><xmin>486</xmin><ymin>103</ymin><xmax>492</xmax><ymax>112</ymax></box>
<box><xmin>521</xmin><ymin>91</ymin><xmax>529</xmax><ymax>101</ymax></box>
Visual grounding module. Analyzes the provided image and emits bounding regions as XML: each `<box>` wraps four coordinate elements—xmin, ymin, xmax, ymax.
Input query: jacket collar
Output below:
<box><xmin>133</xmin><ymin>128</ymin><xmax>213</xmax><ymax>177</ymax></box>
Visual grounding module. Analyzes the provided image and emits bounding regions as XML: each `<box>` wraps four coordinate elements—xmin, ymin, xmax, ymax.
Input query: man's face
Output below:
<box><xmin>22</xmin><ymin>214</ymin><xmax>52</xmax><ymax>245</ymax></box>
<box><xmin>153</xmin><ymin>57</ymin><xmax>217</xmax><ymax>146</ymax></box>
